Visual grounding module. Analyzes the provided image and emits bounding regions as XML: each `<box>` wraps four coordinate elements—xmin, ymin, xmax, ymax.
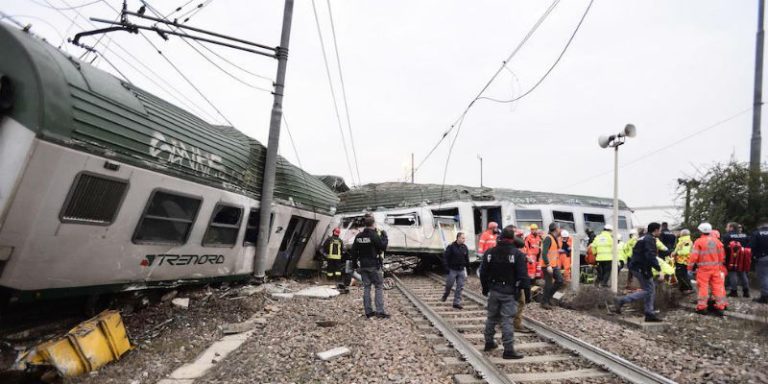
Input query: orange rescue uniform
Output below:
<box><xmin>524</xmin><ymin>233</ymin><xmax>542</xmax><ymax>278</ymax></box>
<box><xmin>688</xmin><ymin>234</ymin><xmax>727</xmax><ymax>311</ymax></box>
<box><xmin>560</xmin><ymin>236</ymin><xmax>573</xmax><ymax>281</ymax></box>
<box><xmin>477</xmin><ymin>230</ymin><xmax>498</xmax><ymax>255</ymax></box>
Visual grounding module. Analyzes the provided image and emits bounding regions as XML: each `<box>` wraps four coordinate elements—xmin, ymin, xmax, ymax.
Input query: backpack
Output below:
<box><xmin>728</xmin><ymin>241</ymin><xmax>752</xmax><ymax>272</ymax></box>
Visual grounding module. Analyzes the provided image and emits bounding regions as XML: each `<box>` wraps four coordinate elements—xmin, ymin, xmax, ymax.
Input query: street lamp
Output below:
<box><xmin>598</xmin><ymin>124</ymin><xmax>637</xmax><ymax>293</ymax></box>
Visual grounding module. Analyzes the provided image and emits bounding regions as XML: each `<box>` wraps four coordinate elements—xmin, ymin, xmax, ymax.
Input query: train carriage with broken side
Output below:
<box><xmin>0</xmin><ymin>24</ymin><xmax>338</xmax><ymax>306</ymax></box>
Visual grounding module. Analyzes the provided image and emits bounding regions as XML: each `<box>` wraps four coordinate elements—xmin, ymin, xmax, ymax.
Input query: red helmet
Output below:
<box><xmin>332</xmin><ymin>228</ymin><xmax>341</xmax><ymax>236</ymax></box>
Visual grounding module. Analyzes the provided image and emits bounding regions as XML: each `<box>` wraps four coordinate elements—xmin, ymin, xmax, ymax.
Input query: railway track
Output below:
<box><xmin>393</xmin><ymin>273</ymin><xmax>677</xmax><ymax>384</ymax></box>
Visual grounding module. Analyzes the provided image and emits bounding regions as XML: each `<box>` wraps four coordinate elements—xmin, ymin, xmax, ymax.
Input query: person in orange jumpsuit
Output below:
<box><xmin>524</xmin><ymin>224</ymin><xmax>542</xmax><ymax>279</ymax></box>
<box><xmin>688</xmin><ymin>223</ymin><xmax>728</xmax><ymax>316</ymax></box>
<box><xmin>477</xmin><ymin>222</ymin><xmax>499</xmax><ymax>255</ymax></box>
<box><xmin>559</xmin><ymin>230</ymin><xmax>573</xmax><ymax>282</ymax></box>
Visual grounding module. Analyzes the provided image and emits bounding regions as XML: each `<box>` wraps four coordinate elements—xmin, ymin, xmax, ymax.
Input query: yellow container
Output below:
<box><xmin>20</xmin><ymin>310</ymin><xmax>132</xmax><ymax>377</ymax></box>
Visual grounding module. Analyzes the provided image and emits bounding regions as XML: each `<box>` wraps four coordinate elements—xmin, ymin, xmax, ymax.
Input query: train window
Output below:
<box><xmin>203</xmin><ymin>204</ymin><xmax>244</xmax><ymax>247</ymax></box>
<box><xmin>244</xmin><ymin>209</ymin><xmax>275</xmax><ymax>244</ymax></box>
<box><xmin>60</xmin><ymin>173</ymin><xmax>129</xmax><ymax>225</ymax></box>
<box><xmin>552</xmin><ymin>211</ymin><xmax>576</xmax><ymax>233</ymax></box>
<box><xmin>618</xmin><ymin>215</ymin><xmax>628</xmax><ymax>230</ymax></box>
<box><xmin>133</xmin><ymin>191</ymin><xmax>201</xmax><ymax>244</ymax></box>
<box><xmin>584</xmin><ymin>213</ymin><xmax>606</xmax><ymax>233</ymax></box>
<box><xmin>515</xmin><ymin>209</ymin><xmax>542</xmax><ymax>230</ymax></box>
<box><xmin>385</xmin><ymin>213</ymin><xmax>420</xmax><ymax>226</ymax></box>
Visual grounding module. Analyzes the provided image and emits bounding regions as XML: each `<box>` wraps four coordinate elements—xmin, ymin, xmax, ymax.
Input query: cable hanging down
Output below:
<box><xmin>311</xmin><ymin>0</ymin><xmax>358</xmax><ymax>187</ymax></box>
<box><xmin>415</xmin><ymin>0</ymin><xmax>562</xmax><ymax>175</ymax></box>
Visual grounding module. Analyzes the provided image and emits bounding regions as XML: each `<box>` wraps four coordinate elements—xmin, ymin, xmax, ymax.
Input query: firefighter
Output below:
<box><xmin>540</xmin><ymin>223</ymin><xmax>562</xmax><ymax>309</ymax></box>
<box><xmin>752</xmin><ymin>220</ymin><xmax>768</xmax><ymax>304</ymax></box>
<box><xmin>320</xmin><ymin>228</ymin><xmax>345</xmax><ymax>287</ymax></box>
<box><xmin>478</xmin><ymin>222</ymin><xmax>499</xmax><ymax>256</ymax></box>
<box><xmin>671</xmin><ymin>229</ymin><xmax>694</xmax><ymax>293</ymax></box>
<box><xmin>591</xmin><ymin>225</ymin><xmax>614</xmax><ymax>288</ymax></box>
<box><xmin>442</xmin><ymin>232</ymin><xmax>469</xmax><ymax>309</ymax></box>
<box><xmin>722</xmin><ymin>222</ymin><xmax>751</xmax><ymax>298</ymax></box>
<box><xmin>350</xmin><ymin>216</ymin><xmax>390</xmax><ymax>319</ymax></box>
<box><xmin>612</xmin><ymin>222</ymin><xmax>663</xmax><ymax>322</ymax></box>
<box><xmin>480</xmin><ymin>225</ymin><xmax>530</xmax><ymax>359</ymax></box>
<box><xmin>688</xmin><ymin>223</ymin><xmax>727</xmax><ymax>316</ymax></box>
<box><xmin>524</xmin><ymin>224</ymin><xmax>542</xmax><ymax>279</ymax></box>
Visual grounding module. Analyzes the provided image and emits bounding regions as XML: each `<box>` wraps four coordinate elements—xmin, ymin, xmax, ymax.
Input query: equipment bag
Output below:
<box><xmin>585</xmin><ymin>246</ymin><xmax>596</xmax><ymax>265</ymax></box>
<box><xmin>728</xmin><ymin>242</ymin><xmax>752</xmax><ymax>272</ymax></box>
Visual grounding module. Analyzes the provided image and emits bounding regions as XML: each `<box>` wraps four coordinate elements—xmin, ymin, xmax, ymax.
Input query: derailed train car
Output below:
<box><xmin>0</xmin><ymin>24</ymin><xmax>338</xmax><ymax>305</ymax></box>
<box><xmin>333</xmin><ymin>182</ymin><xmax>633</xmax><ymax>264</ymax></box>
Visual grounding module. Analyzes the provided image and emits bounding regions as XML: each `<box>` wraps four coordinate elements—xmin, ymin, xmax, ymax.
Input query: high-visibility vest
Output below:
<box><xmin>673</xmin><ymin>235</ymin><xmax>692</xmax><ymax>264</ymax></box>
<box><xmin>652</xmin><ymin>256</ymin><xmax>676</xmax><ymax>277</ymax></box>
<box><xmin>540</xmin><ymin>234</ymin><xmax>562</xmax><ymax>267</ymax></box>
<box><xmin>327</xmin><ymin>238</ymin><xmax>343</xmax><ymax>260</ymax></box>
<box><xmin>591</xmin><ymin>231</ymin><xmax>613</xmax><ymax>262</ymax></box>
<box><xmin>524</xmin><ymin>234</ymin><xmax>542</xmax><ymax>258</ymax></box>
<box><xmin>621</xmin><ymin>238</ymin><xmax>636</xmax><ymax>263</ymax></box>
<box><xmin>478</xmin><ymin>230</ymin><xmax>497</xmax><ymax>254</ymax></box>
<box><xmin>688</xmin><ymin>234</ymin><xmax>725</xmax><ymax>270</ymax></box>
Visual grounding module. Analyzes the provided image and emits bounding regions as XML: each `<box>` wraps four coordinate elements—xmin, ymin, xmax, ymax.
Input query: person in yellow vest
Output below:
<box><xmin>540</xmin><ymin>223</ymin><xmax>563</xmax><ymax>309</ymax></box>
<box><xmin>590</xmin><ymin>225</ymin><xmax>614</xmax><ymax>288</ymax></box>
<box><xmin>623</xmin><ymin>229</ymin><xmax>639</xmax><ymax>290</ymax></box>
<box><xmin>321</xmin><ymin>228</ymin><xmax>346</xmax><ymax>291</ymax></box>
<box><xmin>671</xmin><ymin>229</ymin><xmax>694</xmax><ymax>293</ymax></box>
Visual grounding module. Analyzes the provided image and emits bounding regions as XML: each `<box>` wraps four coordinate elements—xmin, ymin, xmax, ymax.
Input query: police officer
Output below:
<box><xmin>350</xmin><ymin>215</ymin><xmax>390</xmax><ymax>318</ymax></box>
<box><xmin>723</xmin><ymin>222</ymin><xmax>751</xmax><ymax>298</ymax></box>
<box><xmin>480</xmin><ymin>225</ymin><xmax>530</xmax><ymax>359</ymax></box>
<box><xmin>752</xmin><ymin>219</ymin><xmax>768</xmax><ymax>304</ymax></box>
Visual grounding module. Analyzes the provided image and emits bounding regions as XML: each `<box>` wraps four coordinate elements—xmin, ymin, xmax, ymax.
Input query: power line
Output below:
<box><xmin>139</xmin><ymin>0</ymin><xmax>273</xmax><ymax>93</ymax></box>
<box><xmin>194</xmin><ymin>42</ymin><xmax>274</xmax><ymax>83</ymax></box>
<box><xmin>415</xmin><ymin>0</ymin><xmax>561</xmax><ymax>174</ymax></box>
<box><xmin>311</xmin><ymin>0</ymin><xmax>357</xmax><ymax>186</ymax></box>
<box><xmin>326</xmin><ymin>0</ymin><xmax>362</xmax><ymax>184</ymax></box>
<box><xmin>477</xmin><ymin>0</ymin><xmax>595</xmax><ymax>104</ymax></box>
<box><xmin>30</xmin><ymin>0</ymin><xmax>103</xmax><ymax>11</ymax></box>
<box><xmin>47</xmin><ymin>0</ymin><xmax>221</xmax><ymax>121</ymax></box>
<box><xmin>558</xmin><ymin>107</ymin><xmax>754</xmax><ymax>192</ymax></box>
<box><xmin>176</xmin><ymin>0</ymin><xmax>213</xmax><ymax>24</ymax></box>
<box><xmin>97</xmin><ymin>0</ymin><xmax>233</xmax><ymax>125</ymax></box>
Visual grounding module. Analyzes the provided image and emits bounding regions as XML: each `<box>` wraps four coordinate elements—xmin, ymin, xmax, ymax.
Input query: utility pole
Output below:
<box><xmin>678</xmin><ymin>178</ymin><xmax>700</xmax><ymax>227</ymax></box>
<box><xmin>478</xmin><ymin>155</ymin><xmax>483</xmax><ymax>187</ymax></box>
<box><xmin>254</xmin><ymin>0</ymin><xmax>294</xmax><ymax>280</ymax></box>
<box><xmin>411</xmin><ymin>153</ymin><xmax>415</xmax><ymax>183</ymax></box>
<box><xmin>751</xmin><ymin>0</ymin><xmax>765</xmax><ymax>178</ymax></box>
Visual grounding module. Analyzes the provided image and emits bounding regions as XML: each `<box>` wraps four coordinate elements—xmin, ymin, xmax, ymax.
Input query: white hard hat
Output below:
<box><xmin>698</xmin><ymin>222</ymin><xmax>712</xmax><ymax>234</ymax></box>
<box><xmin>603</xmin><ymin>224</ymin><xmax>614</xmax><ymax>231</ymax></box>
<box><xmin>561</xmin><ymin>230</ymin><xmax>570</xmax><ymax>238</ymax></box>
<box><xmin>617</xmin><ymin>234</ymin><xmax>623</xmax><ymax>241</ymax></box>
<box><xmin>629</xmin><ymin>228</ymin><xmax>638</xmax><ymax>236</ymax></box>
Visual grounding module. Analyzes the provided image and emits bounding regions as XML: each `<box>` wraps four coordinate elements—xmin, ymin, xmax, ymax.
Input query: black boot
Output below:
<box><xmin>712</xmin><ymin>308</ymin><xmax>725</xmax><ymax>317</ymax></box>
<box><xmin>743</xmin><ymin>289</ymin><xmax>751</xmax><ymax>298</ymax></box>
<box><xmin>644</xmin><ymin>313</ymin><xmax>663</xmax><ymax>322</ymax></box>
<box><xmin>483</xmin><ymin>341</ymin><xmax>498</xmax><ymax>351</ymax></box>
<box><xmin>502</xmin><ymin>348</ymin><xmax>524</xmax><ymax>360</ymax></box>
<box><xmin>727</xmin><ymin>291</ymin><xmax>738</xmax><ymax>298</ymax></box>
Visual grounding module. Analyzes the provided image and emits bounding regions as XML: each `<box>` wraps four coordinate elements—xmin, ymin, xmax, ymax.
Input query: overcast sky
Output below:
<box><xmin>3</xmin><ymin>0</ymin><xmax>766</xmax><ymax>219</ymax></box>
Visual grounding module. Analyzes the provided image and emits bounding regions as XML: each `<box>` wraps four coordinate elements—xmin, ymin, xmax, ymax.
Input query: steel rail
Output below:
<box><xmin>393</xmin><ymin>274</ymin><xmax>514</xmax><ymax>384</ymax></box>
<box><xmin>426</xmin><ymin>273</ymin><xmax>677</xmax><ymax>384</ymax></box>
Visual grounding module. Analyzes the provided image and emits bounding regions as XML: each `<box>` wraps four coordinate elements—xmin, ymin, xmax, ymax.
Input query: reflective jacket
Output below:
<box><xmin>621</xmin><ymin>238</ymin><xmax>635</xmax><ymax>263</ymax></box>
<box><xmin>524</xmin><ymin>233</ymin><xmax>542</xmax><ymax>258</ymax></box>
<box><xmin>672</xmin><ymin>235</ymin><xmax>692</xmax><ymax>265</ymax></box>
<box><xmin>652</xmin><ymin>256</ymin><xmax>676</xmax><ymax>277</ymax></box>
<box><xmin>478</xmin><ymin>230</ymin><xmax>498</xmax><ymax>255</ymax></box>
<box><xmin>591</xmin><ymin>231</ymin><xmax>614</xmax><ymax>262</ymax></box>
<box><xmin>656</xmin><ymin>239</ymin><xmax>669</xmax><ymax>253</ymax></box>
<box><xmin>687</xmin><ymin>234</ymin><xmax>725</xmax><ymax>271</ymax></box>
<box><xmin>540</xmin><ymin>233</ymin><xmax>561</xmax><ymax>267</ymax></box>
<box><xmin>322</xmin><ymin>236</ymin><xmax>344</xmax><ymax>260</ymax></box>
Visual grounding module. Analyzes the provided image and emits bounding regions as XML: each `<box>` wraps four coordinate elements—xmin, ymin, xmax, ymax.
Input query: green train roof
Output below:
<box><xmin>0</xmin><ymin>24</ymin><xmax>338</xmax><ymax>214</ymax></box>
<box><xmin>337</xmin><ymin>182</ymin><xmax>630</xmax><ymax>213</ymax></box>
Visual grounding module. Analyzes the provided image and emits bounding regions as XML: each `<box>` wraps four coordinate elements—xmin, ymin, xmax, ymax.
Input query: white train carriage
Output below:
<box><xmin>0</xmin><ymin>24</ymin><xmax>338</xmax><ymax>303</ymax></box>
<box><xmin>333</xmin><ymin>183</ymin><xmax>633</xmax><ymax>263</ymax></box>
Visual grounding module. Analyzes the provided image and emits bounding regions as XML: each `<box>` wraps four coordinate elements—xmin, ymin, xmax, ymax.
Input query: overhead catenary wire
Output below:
<box><xmin>139</xmin><ymin>0</ymin><xmax>274</xmax><ymax>93</ymax></box>
<box><xmin>325</xmin><ymin>0</ymin><xmax>362</xmax><ymax>185</ymax></box>
<box><xmin>45</xmin><ymin>0</ymin><xmax>222</xmax><ymax>122</ymax></box>
<box><xmin>415</xmin><ymin>0</ymin><xmax>561</xmax><ymax>174</ymax></box>
<box><xmin>558</xmin><ymin>107</ymin><xmax>754</xmax><ymax>192</ymax></box>
<box><xmin>30</xmin><ymin>0</ymin><xmax>103</xmax><ymax>11</ymax></box>
<box><xmin>477</xmin><ymin>0</ymin><xmax>595</xmax><ymax>104</ymax></box>
<box><xmin>311</xmin><ymin>0</ymin><xmax>358</xmax><ymax>186</ymax></box>
<box><xmin>176</xmin><ymin>0</ymin><xmax>214</xmax><ymax>24</ymax></box>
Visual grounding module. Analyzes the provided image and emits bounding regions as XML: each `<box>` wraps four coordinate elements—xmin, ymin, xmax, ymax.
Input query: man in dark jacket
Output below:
<box><xmin>350</xmin><ymin>216</ymin><xmax>390</xmax><ymax>318</ymax></box>
<box><xmin>659</xmin><ymin>222</ymin><xmax>676</xmax><ymax>257</ymax></box>
<box><xmin>613</xmin><ymin>222</ymin><xmax>663</xmax><ymax>322</ymax></box>
<box><xmin>442</xmin><ymin>232</ymin><xmax>470</xmax><ymax>309</ymax></box>
<box><xmin>753</xmin><ymin>220</ymin><xmax>768</xmax><ymax>304</ymax></box>
<box><xmin>480</xmin><ymin>225</ymin><xmax>530</xmax><ymax>360</ymax></box>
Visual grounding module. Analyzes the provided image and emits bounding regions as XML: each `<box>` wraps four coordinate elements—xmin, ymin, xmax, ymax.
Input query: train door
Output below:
<box><xmin>271</xmin><ymin>216</ymin><xmax>318</xmax><ymax>277</ymax></box>
<box><xmin>473</xmin><ymin>206</ymin><xmax>502</xmax><ymax>234</ymax></box>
